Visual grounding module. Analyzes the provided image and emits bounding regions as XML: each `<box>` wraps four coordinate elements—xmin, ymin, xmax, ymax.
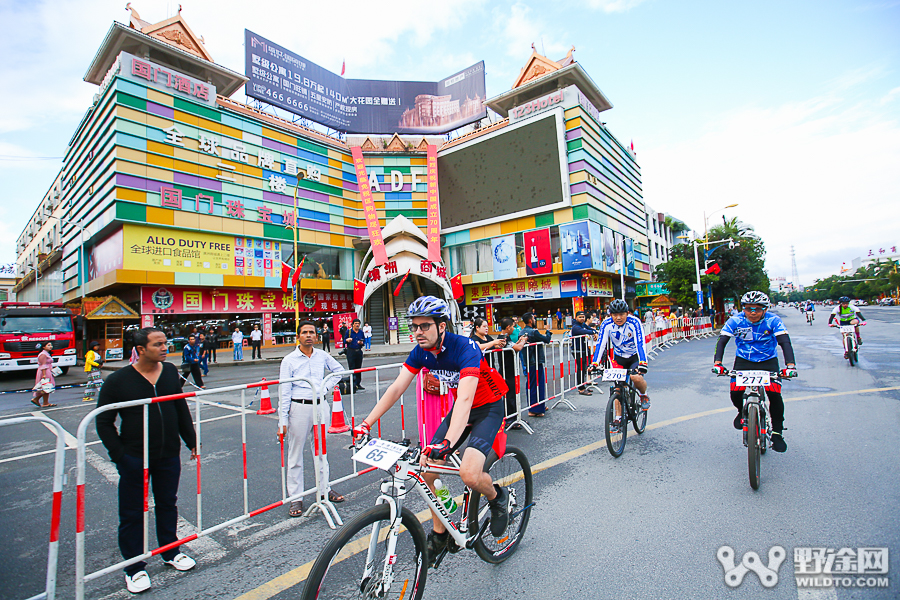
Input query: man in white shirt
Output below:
<box><xmin>231</xmin><ymin>327</ymin><xmax>244</xmax><ymax>361</ymax></box>
<box><xmin>250</xmin><ymin>324</ymin><xmax>263</xmax><ymax>360</ymax></box>
<box><xmin>279</xmin><ymin>321</ymin><xmax>346</xmax><ymax>517</ymax></box>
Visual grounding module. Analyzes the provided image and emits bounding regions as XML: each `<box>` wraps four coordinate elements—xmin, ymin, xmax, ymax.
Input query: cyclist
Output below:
<box><xmin>713</xmin><ymin>291</ymin><xmax>797</xmax><ymax>453</ymax></box>
<box><xmin>828</xmin><ymin>296</ymin><xmax>866</xmax><ymax>352</ymax></box>
<box><xmin>591</xmin><ymin>299</ymin><xmax>651</xmax><ymax>420</ymax></box>
<box><xmin>805</xmin><ymin>300</ymin><xmax>815</xmax><ymax>323</ymax></box>
<box><xmin>353</xmin><ymin>296</ymin><xmax>510</xmax><ymax>565</ymax></box>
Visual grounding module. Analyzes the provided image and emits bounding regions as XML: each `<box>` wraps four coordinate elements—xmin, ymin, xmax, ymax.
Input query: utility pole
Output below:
<box><xmin>791</xmin><ymin>246</ymin><xmax>800</xmax><ymax>292</ymax></box>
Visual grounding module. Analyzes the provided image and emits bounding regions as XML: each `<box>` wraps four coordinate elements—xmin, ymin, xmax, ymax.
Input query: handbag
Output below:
<box><xmin>51</xmin><ymin>366</ymin><xmax>63</xmax><ymax>377</ymax></box>
<box><xmin>40</xmin><ymin>378</ymin><xmax>55</xmax><ymax>394</ymax></box>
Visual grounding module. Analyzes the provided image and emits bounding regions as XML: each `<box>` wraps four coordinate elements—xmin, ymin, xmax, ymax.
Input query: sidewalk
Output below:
<box><xmin>100</xmin><ymin>342</ymin><xmax>417</xmax><ymax>371</ymax></box>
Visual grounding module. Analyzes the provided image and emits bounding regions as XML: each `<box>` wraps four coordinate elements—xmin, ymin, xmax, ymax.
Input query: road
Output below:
<box><xmin>1</xmin><ymin>306</ymin><xmax>897</xmax><ymax>599</ymax></box>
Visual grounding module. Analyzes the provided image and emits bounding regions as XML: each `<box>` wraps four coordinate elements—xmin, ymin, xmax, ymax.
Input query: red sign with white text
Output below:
<box><xmin>426</xmin><ymin>145</ymin><xmax>441</xmax><ymax>262</ymax></box>
<box><xmin>351</xmin><ymin>146</ymin><xmax>388</xmax><ymax>265</ymax></box>
<box><xmin>140</xmin><ymin>286</ymin><xmax>352</xmax><ymax>315</ymax></box>
<box><xmin>524</xmin><ymin>227</ymin><xmax>553</xmax><ymax>275</ymax></box>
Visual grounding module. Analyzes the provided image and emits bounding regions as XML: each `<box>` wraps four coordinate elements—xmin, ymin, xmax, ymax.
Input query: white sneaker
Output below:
<box><xmin>164</xmin><ymin>552</ymin><xmax>196</xmax><ymax>571</ymax></box>
<box><xmin>125</xmin><ymin>570</ymin><xmax>151</xmax><ymax>593</ymax></box>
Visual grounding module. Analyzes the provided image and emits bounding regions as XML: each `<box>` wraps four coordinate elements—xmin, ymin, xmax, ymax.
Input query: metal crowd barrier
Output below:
<box><xmin>0</xmin><ymin>414</ymin><xmax>67</xmax><ymax>600</ymax></box>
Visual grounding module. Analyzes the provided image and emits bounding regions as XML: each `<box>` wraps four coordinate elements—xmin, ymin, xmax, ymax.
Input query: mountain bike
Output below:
<box><xmin>599</xmin><ymin>366</ymin><xmax>647</xmax><ymax>457</ymax></box>
<box><xmin>301</xmin><ymin>436</ymin><xmax>534</xmax><ymax>600</ymax></box>
<box><xmin>714</xmin><ymin>368</ymin><xmax>794</xmax><ymax>490</ymax></box>
<box><xmin>831</xmin><ymin>322</ymin><xmax>864</xmax><ymax>366</ymax></box>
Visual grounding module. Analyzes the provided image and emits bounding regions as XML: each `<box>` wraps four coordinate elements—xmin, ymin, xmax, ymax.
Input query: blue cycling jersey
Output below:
<box><xmin>592</xmin><ymin>315</ymin><xmax>647</xmax><ymax>363</ymax></box>
<box><xmin>720</xmin><ymin>313</ymin><xmax>788</xmax><ymax>362</ymax></box>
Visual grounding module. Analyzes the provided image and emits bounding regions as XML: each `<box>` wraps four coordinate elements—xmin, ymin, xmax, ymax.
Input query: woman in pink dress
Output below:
<box><xmin>31</xmin><ymin>341</ymin><xmax>57</xmax><ymax>408</ymax></box>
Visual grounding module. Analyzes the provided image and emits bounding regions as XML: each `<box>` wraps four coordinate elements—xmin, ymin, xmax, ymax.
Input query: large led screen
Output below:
<box><xmin>437</xmin><ymin>111</ymin><xmax>568</xmax><ymax>229</ymax></box>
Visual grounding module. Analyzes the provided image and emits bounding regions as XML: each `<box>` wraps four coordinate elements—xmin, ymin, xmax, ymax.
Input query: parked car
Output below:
<box><xmin>879</xmin><ymin>298</ymin><xmax>896</xmax><ymax>306</ymax></box>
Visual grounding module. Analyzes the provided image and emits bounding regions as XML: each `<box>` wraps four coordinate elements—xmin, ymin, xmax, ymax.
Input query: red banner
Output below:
<box><xmin>141</xmin><ymin>286</ymin><xmax>352</xmax><ymax>315</ymax></box>
<box><xmin>524</xmin><ymin>228</ymin><xmax>553</xmax><ymax>275</ymax></box>
<box><xmin>332</xmin><ymin>312</ymin><xmax>358</xmax><ymax>350</ymax></box>
<box><xmin>351</xmin><ymin>146</ymin><xmax>387</xmax><ymax>265</ymax></box>
<box><xmin>262</xmin><ymin>313</ymin><xmax>273</xmax><ymax>342</ymax></box>
<box><xmin>426</xmin><ymin>145</ymin><xmax>441</xmax><ymax>262</ymax></box>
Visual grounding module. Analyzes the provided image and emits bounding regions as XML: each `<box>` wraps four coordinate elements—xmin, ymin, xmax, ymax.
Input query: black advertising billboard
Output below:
<box><xmin>244</xmin><ymin>30</ymin><xmax>486</xmax><ymax>134</ymax></box>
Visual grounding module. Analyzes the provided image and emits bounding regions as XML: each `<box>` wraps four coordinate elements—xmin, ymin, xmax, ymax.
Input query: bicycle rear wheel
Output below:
<box><xmin>301</xmin><ymin>504</ymin><xmax>427</xmax><ymax>600</ymax></box>
<box><xmin>468</xmin><ymin>446</ymin><xmax>533</xmax><ymax>564</ymax></box>
<box><xmin>747</xmin><ymin>404</ymin><xmax>761</xmax><ymax>490</ymax></box>
<box><xmin>605</xmin><ymin>391</ymin><xmax>627</xmax><ymax>457</ymax></box>
<box><xmin>631</xmin><ymin>389</ymin><xmax>648</xmax><ymax>434</ymax></box>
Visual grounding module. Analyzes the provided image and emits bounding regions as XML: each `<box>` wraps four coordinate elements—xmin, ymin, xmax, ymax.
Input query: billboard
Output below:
<box><xmin>140</xmin><ymin>287</ymin><xmax>351</xmax><ymax>315</ymax></box>
<box><xmin>524</xmin><ymin>228</ymin><xmax>552</xmax><ymax>276</ymax></box>
<box><xmin>588</xmin><ymin>221</ymin><xmax>603</xmax><ymax>271</ymax></box>
<box><xmin>491</xmin><ymin>235</ymin><xmax>517</xmax><ymax>280</ymax></box>
<box><xmin>245</xmin><ymin>30</ymin><xmax>486</xmax><ymax>134</ymax></box>
<box><xmin>559</xmin><ymin>220</ymin><xmax>593</xmax><ymax>272</ymax></box>
<box><xmin>601</xmin><ymin>228</ymin><xmax>617</xmax><ymax>272</ymax></box>
<box><xmin>465</xmin><ymin>275</ymin><xmax>559</xmax><ymax>304</ymax></box>
<box><xmin>625</xmin><ymin>238</ymin><xmax>635</xmax><ymax>277</ymax></box>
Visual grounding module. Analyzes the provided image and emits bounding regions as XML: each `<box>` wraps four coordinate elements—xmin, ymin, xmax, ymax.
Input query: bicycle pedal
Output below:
<box><xmin>447</xmin><ymin>538</ymin><xmax>462</xmax><ymax>554</ymax></box>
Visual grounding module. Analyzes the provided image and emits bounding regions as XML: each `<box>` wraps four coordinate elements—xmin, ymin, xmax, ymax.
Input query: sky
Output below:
<box><xmin>1</xmin><ymin>0</ymin><xmax>898</xmax><ymax>286</ymax></box>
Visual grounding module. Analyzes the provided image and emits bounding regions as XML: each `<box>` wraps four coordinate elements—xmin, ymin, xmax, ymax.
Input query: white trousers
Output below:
<box><xmin>286</xmin><ymin>402</ymin><xmax>331</xmax><ymax>498</ymax></box>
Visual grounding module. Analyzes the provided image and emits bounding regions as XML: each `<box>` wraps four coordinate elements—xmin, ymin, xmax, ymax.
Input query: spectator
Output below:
<box><xmin>469</xmin><ymin>317</ymin><xmax>506</xmax><ymax>370</ymax></box>
<box><xmin>30</xmin><ymin>341</ymin><xmax>57</xmax><ymax>409</ymax></box>
<box><xmin>250</xmin><ymin>324</ymin><xmax>263</xmax><ymax>359</ymax></box>
<box><xmin>344</xmin><ymin>318</ymin><xmax>366</xmax><ymax>391</ymax></box>
<box><xmin>232</xmin><ymin>326</ymin><xmax>244</xmax><ymax>361</ymax></box>
<box><xmin>180</xmin><ymin>334</ymin><xmax>204</xmax><ymax>389</ymax></box>
<box><xmin>556</xmin><ymin>308</ymin><xmax>563</xmax><ymax>329</ymax></box>
<box><xmin>321</xmin><ymin>322</ymin><xmax>331</xmax><ymax>353</ymax></box>
<box><xmin>571</xmin><ymin>311</ymin><xmax>598</xmax><ymax>395</ymax></box>
<box><xmin>510</xmin><ymin>316</ymin><xmax>522</xmax><ymax>343</ymax></box>
<box><xmin>363</xmin><ymin>322</ymin><xmax>373</xmax><ymax>350</ymax></box>
<box><xmin>338</xmin><ymin>322</ymin><xmax>349</xmax><ymax>356</ymax></box>
<box><xmin>206</xmin><ymin>329</ymin><xmax>218</xmax><ymax>364</ymax></box>
<box><xmin>496</xmin><ymin>317</ymin><xmax>527</xmax><ymax>424</ymax></box>
<box><xmin>96</xmin><ymin>327</ymin><xmax>197</xmax><ymax>593</ymax></box>
<box><xmin>278</xmin><ymin>321</ymin><xmax>345</xmax><ymax>517</ymax></box>
<box><xmin>565</xmin><ymin>308</ymin><xmax>572</xmax><ymax>328</ymax></box>
<box><xmin>83</xmin><ymin>341</ymin><xmax>103</xmax><ymax>403</ymax></box>
<box><xmin>198</xmin><ymin>333</ymin><xmax>210</xmax><ymax>376</ymax></box>
<box><xmin>520</xmin><ymin>312</ymin><xmax>552</xmax><ymax>417</ymax></box>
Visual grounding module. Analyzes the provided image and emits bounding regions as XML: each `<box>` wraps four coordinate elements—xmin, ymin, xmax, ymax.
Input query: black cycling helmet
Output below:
<box><xmin>609</xmin><ymin>299</ymin><xmax>629</xmax><ymax>314</ymax></box>
<box><xmin>839</xmin><ymin>296</ymin><xmax>850</xmax><ymax>303</ymax></box>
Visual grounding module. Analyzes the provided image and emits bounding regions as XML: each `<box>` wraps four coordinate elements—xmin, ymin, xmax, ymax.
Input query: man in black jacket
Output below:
<box><xmin>97</xmin><ymin>327</ymin><xmax>198</xmax><ymax>594</ymax></box>
<box><xmin>571</xmin><ymin>310</ymin><xmax>598</xmax><ymax>395</ymax></box>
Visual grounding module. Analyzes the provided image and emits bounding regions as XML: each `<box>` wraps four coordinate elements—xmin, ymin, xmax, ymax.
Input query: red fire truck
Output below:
<box><xmin>0</xmin><ymin>302</ymin><xmax>77</xmax><ymax>375</ymax></box>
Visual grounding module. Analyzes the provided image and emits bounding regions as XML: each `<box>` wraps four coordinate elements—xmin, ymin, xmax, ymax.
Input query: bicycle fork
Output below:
<box><xmin>363</xmin><ymin>481</ymin><xmax>408</xmax><ymax>595</ymax></box>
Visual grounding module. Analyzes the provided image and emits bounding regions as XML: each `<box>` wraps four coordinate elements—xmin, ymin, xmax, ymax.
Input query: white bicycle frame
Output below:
<box><xmin>839</xmin><ymin>325</ymin><xmax>857</xmax><ymax>354</ymax></box>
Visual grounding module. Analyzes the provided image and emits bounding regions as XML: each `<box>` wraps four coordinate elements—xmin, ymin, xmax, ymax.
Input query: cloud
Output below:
<box><xmin>641</xmin><ymin>78</ymin><xmax>900</xmax><ymax>286</ymax></box>
<box><xmin>586</xmin><ymin>0</ymin><xmax>649</xmax><ymax>13</ymax></box>
<box><xmin>495</xmin><ymin>3</ymin><xmax>570</xmax><ymax>60</ymax></box>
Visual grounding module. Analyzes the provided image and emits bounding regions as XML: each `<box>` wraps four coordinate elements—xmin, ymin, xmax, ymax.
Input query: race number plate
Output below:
<box><xmin>733</xmin><ymin>370</ymin><xmax>770</xmax><ymax>387</ymax></box>
<box><xmin>602</xmin><ymin>368</ymin><xmax>627</xmax><ymax>382</ymax></box>
<box><xmin>352</xmin><ymin>439</ymin><xmax>407</xmax><ymax>471</ymax></box>
<box><xmin>839</xmin><ymin>325</ymin><xmax>856</xmax><ymax>334</ymax></box>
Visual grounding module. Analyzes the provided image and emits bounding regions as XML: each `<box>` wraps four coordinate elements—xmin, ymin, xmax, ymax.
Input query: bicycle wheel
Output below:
<box><xmin>630</xmin><ymin>388</ymin><xmax>648</xmax><ymax>434</ymax></box>
<box><xmin>848</xmin><ymin>338</ymin><xmax>857</xmax><ymax>366</ymax></box>
<box><xmin>605</xmin><ymin>390</ymin><xmax>627</xmax><ymax>457</ymax></box>
<box><xmin>468</xmin><ymin>446</ymin><xmax>534</xmax><ymax>564</ymax></box>
<box><xmin>747</xmin><ymin>404</ymin><xmax>761</xmax><ymax>490</ymax></box>
<box><xmin>301</xmin><ymin>504</ymin><xmax>427</xmax><ymax>600</ymax></box>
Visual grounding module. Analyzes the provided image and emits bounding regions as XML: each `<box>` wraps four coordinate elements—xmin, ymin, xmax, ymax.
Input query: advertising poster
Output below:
<box><xmin>524</xmin><ymin>228</ymin><xmax>552</xmax><ymax>276</ymax></box>
<box><xmin>88</xmin><ymin>229</ymin><xmax>124</xmax><ymax>281</ymax></box>
<box><xmin>140</xmin><ymin>287</ymin><xmax>351</xmax><ymax>315</ymax></box>
<box><xmin>588</xmin><ymin>221</ymin><xmax>604</xmax><ymax>271</ymax></box>
<box><xmin>572</xmin><ymin>297</ymin><xmax>584</xmax><ymax>314</ymax></box>
<box><xmin>491</xmin><ymin>235</ymin><xmax>518</xmax><ymax>280</ymax></box>
<box><xmin>601</xmin><ymin>228</ymin><xmax>617</xmax><ymax>272</ymax></box>
<box><xmin>625</xmin><ymin>238</ymin><xmax>636</xmax><ymax>277</ymax></box>
<box><xmin>559</xmin><ymin>220</ymin><xmax>593</xmax><ymax>272</ymax></box>
<box><xmin>465</xmin><ymin>275</ymin><xmax>559</xmax><ymax>304</ymax></box>
<box><xmin>262</xmin><ymin>313</ymin><xmax>273</xmax><ymax>343</ymax></box>
<box><xmin>245</xmin><ymin>30</ymin><xmax>486</xmax><ymax>134</ymax></box>
<box><xmin>558</xmin><ymin>274</ymin><xmax>582</xmax><ymax>298</ymax></box>
<box><xmin>332</xmin><ymin>312</ymin><xmax>359</xmax><ymax>350</ymax></box>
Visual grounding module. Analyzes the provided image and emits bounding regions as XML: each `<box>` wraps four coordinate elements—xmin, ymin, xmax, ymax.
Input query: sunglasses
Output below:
<box><xmin>743</xmin><ymin>306</ymin><xmax>765</xmax><ymax>313</ymax></box>
<box><xmin>408</xmin><ymin>322</ymin><xmax>434</xmax><ymax>332</ymax></box>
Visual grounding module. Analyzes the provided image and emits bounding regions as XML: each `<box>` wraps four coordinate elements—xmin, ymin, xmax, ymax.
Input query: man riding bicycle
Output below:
<box><xmin>805</xmin><ymin>301</ymin><xmax>815</xmax><ymax>321</ymax></box>
<box><xmin>713</xmin><ymin>291</ymin><xmax>797</xmax><ymax>453</ymax></box>
<box><xmin>828</xmin><ymin>296</ymin><xmax>866</xmax><ymax>352</ymax></box>
<box><xmin>353</xmin><ymin>296</ymin><xmax>510</xmax><ymax>564</ymax></box>
<box><xmin>591</xmin><ymin>299</ymin><xmax>651</xmax><ymax>419</ymax></box>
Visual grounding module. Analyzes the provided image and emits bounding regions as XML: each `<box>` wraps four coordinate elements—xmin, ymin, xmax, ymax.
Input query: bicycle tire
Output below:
<box><xmin>848</xmin><ymin>338</ymin><xmax>856</xmax><ymax>366</ymax></box>
<box><xmin>468</xmin><ymin>446</ymin><xmax>534</xmax><ymax>564</ymax></box>
<box><xmin>605</xmin><ymin>390</ymin><xmax>627</xmax><ymax>457</ymax></box>
<box><xmin>747</xmin><ymin>403</ymin><xmax>761</xmax><ymax>490</ymax></box>
<box><xmin>301</xmin><ymin>504</ymin><xmax>427</xmax><ymax>600</ymax></box>
<box><xmin>631</xmin><ymin>388</ymin><xmax>648</xmax><ymax>434</ymax></box>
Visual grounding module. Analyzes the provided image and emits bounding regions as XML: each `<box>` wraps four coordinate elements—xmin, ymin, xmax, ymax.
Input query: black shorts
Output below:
<box><xmin>431</xmin><ymin>399</ymin><xmax>504</xmax><ymax>457</ymax></box>
<box><xmin>613</xmin><ymin>354</ymin><xmax>640</xmax><ymax>370</ymax></box>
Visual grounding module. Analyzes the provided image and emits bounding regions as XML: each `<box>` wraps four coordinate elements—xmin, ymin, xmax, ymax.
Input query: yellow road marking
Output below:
<box><xmin>232</xmin><ymin>384</ymin><xmax>900</xmax><ymax>600</ymax></box>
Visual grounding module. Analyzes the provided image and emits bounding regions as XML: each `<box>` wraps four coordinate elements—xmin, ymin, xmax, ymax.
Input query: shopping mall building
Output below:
<box><xmin>15</xmin><ymin>8</ymin><xmax>651</xmax><ymax>357</ymax></box>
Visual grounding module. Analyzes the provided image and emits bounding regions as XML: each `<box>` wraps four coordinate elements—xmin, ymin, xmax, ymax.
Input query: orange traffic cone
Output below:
<box><xmin>327</xmin><ymin>385</ymin><xmax>351</xmax><ymax>433</ymax></box>
<box><xmin>256</xmin><ymin>378</ymin><xmax>276</xmax><ymax>415</ymax></box>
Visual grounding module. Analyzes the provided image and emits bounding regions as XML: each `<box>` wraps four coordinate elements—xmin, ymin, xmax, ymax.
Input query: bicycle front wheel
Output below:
<box><xmin>631</xmin><ymin>390</ymin><xmax>648</xmax><ymax>434</ymax></box>
<box><xmin>747</xmin><ymin>404</ymin><xmax>761</xmax><ymax>490</ymax></box>
<box><xmin>468</xmin><ymin>446</ymin><xmax>534</xmax><ymax>564</ymax></box>
<box><xmin>605</xmin><ymin>390</ymin><xmax>627</xmax><ymax>457</ymax></box>
<box><xmin>301</xmin><ymin>504</ymin><xmax>427</xmax><ymax>600</ymax></box>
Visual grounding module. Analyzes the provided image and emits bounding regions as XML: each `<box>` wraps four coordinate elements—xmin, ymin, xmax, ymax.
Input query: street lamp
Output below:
<box><xmin>704</xmin><ymin>203</ymin><xmax>738</xmax><ymax>244</ymax></box>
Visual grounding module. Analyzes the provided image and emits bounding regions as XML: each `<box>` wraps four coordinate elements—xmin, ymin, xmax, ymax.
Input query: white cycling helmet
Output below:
<box><xmin>406</xmin><ymin>295</ymin><xmax>451</xmax><ymax>321</ymax></box>
<box><xmin>741</xmin><ymin>291</ymin><xmax>770</xmax><ymax>307</ymax></box>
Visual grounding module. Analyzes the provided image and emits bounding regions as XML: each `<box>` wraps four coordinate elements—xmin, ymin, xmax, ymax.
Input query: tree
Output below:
<box><xmin>702</xmin><ymin>218</ymin><xmax>769</xmax><ymax>304</ymax></box>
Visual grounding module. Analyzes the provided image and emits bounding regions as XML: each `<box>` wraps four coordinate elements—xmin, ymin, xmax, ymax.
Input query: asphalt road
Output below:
<box><xmin>1</xmin><ymin>306</ymin><xmax>898</xmax><ymax>599</ymax></box>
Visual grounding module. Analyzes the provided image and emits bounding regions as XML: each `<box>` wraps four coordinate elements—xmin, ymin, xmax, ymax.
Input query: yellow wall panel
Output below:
<box><xmin>261</xmin><ymin>127</ymin><xmax>296</xmax><ymax>146</ymax></box>
<box><xmin>412</xmin><ymin>201</ymin><xmax>427</xmax><ymax>209</ymax></box>
<box><xmin>328</xmin><ymin>158</ymin><xmax>342</xmax><ymax>169</ymax></box>
<box><xmin>566</xmin><ymin>116</ymin><xmax>582</xmax><ymax>130</ymax></box>
<box><xmin>116</xmin><ymin>147</ymin><xmax>145</xmax><ymax>162</ymax></box>
<box><xmin>221</xmin><ymin>124</ymin><xmax>242</xmax><ymax>139</ymax></box>
<box><xmin>314</xmin><ymin>232</ymin><xmax>330</xmax><ymax>245</ymax></box>
<box><xmin>554</xmin><ymin>207</ymin><xmax>573</xmax><ymax>222</ymax></box>
<box><xmin>115</xmin><ymin>270</ymin><xmax>147</xmax><ymax>284</ymax></box>
<box><xmin>116</xmin><ymin>160</ymin><xmax>146</xmax><ymax>177</ymax></box>
<box><xmin>174</xmin><ymin>211</ymin><xmax>200</xmax><ymax>229</ymax></box>
<box><xmin>147</xmin><ymin>153</ymin><xmax>174</xmax><ymax>169</ymax></box>
<box><xmin>221</xmin><ymin>218</ymin><xmax>243</xmax><ymax>234</ymax></box>
<box><xmin>147</xmin><ymin>140</ymin><xmax>174</xmax><ymax>156</ymax></box>
<box><xmin>364</xmin><ymin>157</ymin><xmax>383</xmax><ymax>166</ymax></box>
<box><xmin>462</xmin><ymin>274</ymin><xmax>473</xmax><ymax>284</ymax></box>
<box><xmin>569</xmin><ymin>171</ymin><xmax>586</xmax><ymax>184</ymax></box>
<box><xmin>117</xmin><ymin>187</ymin><xmax>146</xmax><ymax>203</ymax></box>
<box><xmin>238</xmin><ymin>163</ymin><xmax>262</xmax><ymax>178</ymax></box>
<box><xmin>223</xmin><ymin>275</ymin><xmax>244</xmax><ymax>287</ymax></box>
<box><xmin>482</xmin><ymin>224</ymin><xmax>502</xmax><ymax>238</ymax></box>
<box><xmin>116</xmin><ymin>106</ymin><xmax>146</xmax><ymax>123</ymax></box>
<box><xmin>146</xmin><ymin>89</ymin><xmax>173</xmax><ymax>106</ymax></box>
<box><xmin>243</xmin><ymin>222</ymin><xmax>264</xmax><ymax>237</ymax></box>
<box><xmin>199</xmin><ymin>154</ymin><xmax>220</xmax><ymax>168</ymax></box>
<box><xmin>329</xmin><ymin>224</ymin><xmax>344</xmax><ymax>235</ymax></box>
<box><xmin>410</xmin><ymin>157</ymin><xmax>427</xmax><ymax>165</ymax></box>
<box><xmin>330</xmin><ymin>234</ymin><xmax>344</xmax><ymax>247</ymax></box>
<box><xmin>174</xmin><ymin>159</ymin><xmax>199</xmax><ymax>174</ymax></box>
<box><xmin>146</xmin><ymin>114</ymin><xmax>173</xmax><ymax>131</ymax></box>
<box><xmin>197</xmin><ymin>117</ymin><xmax>221</xmax><ymax>133</ymax></box>
<box><xmin>245</xmin><ymin>276</ymin><xmax>266</xmax><ymax>288</ymax></box>
<box><xmin>198</xmin><ymin>165</ymin><xmax>219</xmax><ymax>179</ymax></box>
<box><xmin>145</xmin><ymin>206</ymin><xmax>174</xmax><ymax>225</ymax></box>
<box><xmin>145</xmin><ymin>271</ymin><xmax>176</xmax><ymax>285</ymax></box>
<box><xmin>173</xmin><ymin>147</ymin><xmax>196</xmax><ymax>162</ymax></box>
<box><xmin>146</xmin><ymin>166</ymin><xmax>173</xmax><ymax>182</ymax></box>
<box><xmin>499</xmin><ymin>220</ymin><xmax>518</xmax><ymax>235</ymax></box>
<box><xmin>173</xmin><ymin>110</ymin><xmax>199</xmax><ymax>126</ymax></box>
<box><xmin>198</xmin><ymin>215</ymin><xmax>223</xmax><ymax>231</ymax></box>
<box><xmin>517</xmin><ymin>216</ymin><xmax>535</xmax><ymax>231</ymax></box>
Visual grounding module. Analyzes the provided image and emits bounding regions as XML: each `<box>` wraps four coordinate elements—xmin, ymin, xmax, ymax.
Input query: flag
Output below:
<box><xmin>630</xmin><ymin>140</ymin><xmax>634</xmax><ymax>152</ymax></box>
<box><xmin>280</xmin><ymin>261</ymin><xmax>292</xmax><ymax>293</ymax></box>
<box><xmin>353</xmin><ymin>278</ymin><xmax>366</xmax><ymax>306</ymax></box>
<box><xmin>291</xmin><ymin>255</ymin><xmax>305</xmax><ymax>288</ymax></box>
<box><xmin>341</xmin><ymin>60</ymin><xmax>345</xmax><ymax>76</ymax></box>
<box><xmin>705</xmin><ymin>263</ymin><xmax>721</xmax><ymax>275</ymax></box>
<box><xmin>450</xmin><ymin>273</ymin><xmax>463</xmax><ymax>299</ymax></box>
<box><xmin>393</xmin><ymin>269</ymin><xmax>411</xmax><ymax>297</ymax></box>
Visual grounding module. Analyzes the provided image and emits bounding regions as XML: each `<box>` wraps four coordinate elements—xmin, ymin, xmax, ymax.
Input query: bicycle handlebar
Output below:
<box><xmin>712</xmin><ymin>368</ymin><xmax>793</xmax><ymax>379</ymax></box>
